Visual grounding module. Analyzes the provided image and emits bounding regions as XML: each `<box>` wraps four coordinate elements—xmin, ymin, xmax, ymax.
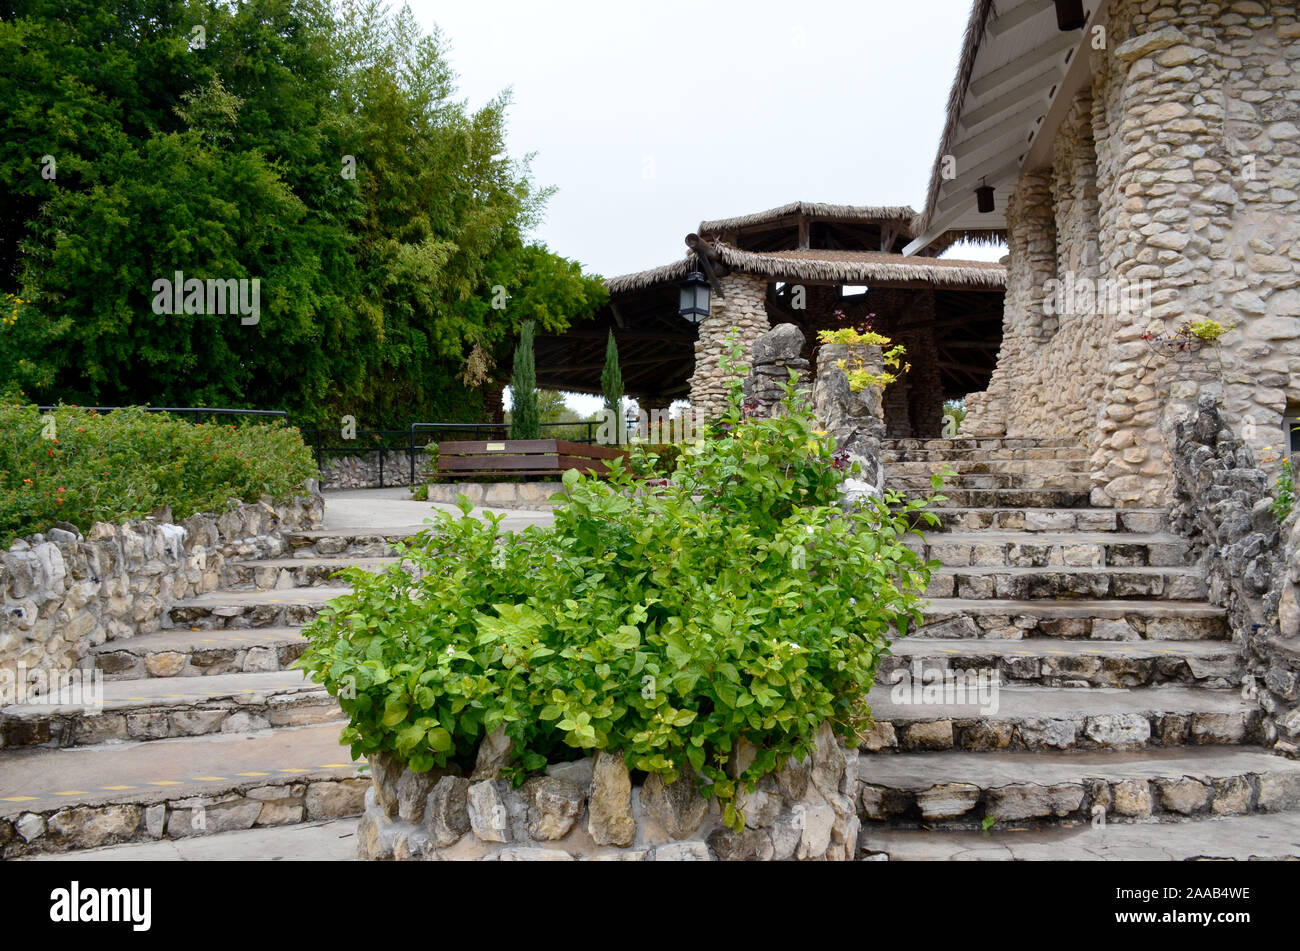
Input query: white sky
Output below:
<box><xmin>406</xmin><ymin>0</ymin><xmax>1002</xmax><ymax>413</ymax></box>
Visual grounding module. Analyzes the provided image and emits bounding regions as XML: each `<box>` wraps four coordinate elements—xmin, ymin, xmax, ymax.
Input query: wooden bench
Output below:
<box><xmin>430</xmin><ymin>439</ymin><xmax>627</xmax><ymax>479</ymax></box>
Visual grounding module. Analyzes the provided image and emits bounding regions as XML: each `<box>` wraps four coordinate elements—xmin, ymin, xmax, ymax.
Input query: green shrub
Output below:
<box><xmin>0</xmin><ymin>404</ymin><xmax>316</xmax><ymax>545</ymax></box>
<box><xmin>629</xmin><ymin>443</ymin><xmax>683</xmax><ymax>479</ymax></box>
<box><xmin>296</xmin><ymin>382</ymin><xmax>940</xmax><ymax>828</ymax></box>
<box><xmin>1273</xmin><ymin>457</ymin><xmax>1294</xmax><ymax>522</ymax></box>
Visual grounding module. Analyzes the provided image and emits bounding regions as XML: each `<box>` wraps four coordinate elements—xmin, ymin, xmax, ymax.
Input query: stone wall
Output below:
<box><xmin>357</xmin><ymin>722</ymin><xmax>860</xmax><ymax>861</ymax></box>
<box><xmin>1170</xmin><ymin>387</ymin><xmax>1300</xmax><ymax>756</ymax></box>
<box><xmin>689</xmin><ymin>271</ymin><xmax>771</xmax><ymax>421</ymax></box>
<box><xmin>812</xmin><ymin>343</ymin><xmax>888</xmax><ymax>500</ymax></box>
<box><xmin>0</xmin><ymin>484</ymin><xmax>324</xmax><ymax>677</ymax></box>
<box><xmin>320</xmin><ymin>451</ymin><xmax>430</xmax><ymax>489</ymax></box>
<box><xmin>425</xmin><ymin>481</ymin><xmax>564</xmax><ymax>511</ymax></box>
<box><xmin>966</xmin><ymin>2</ymin><xmax>1300</xmax><ymax>506</ymax></box>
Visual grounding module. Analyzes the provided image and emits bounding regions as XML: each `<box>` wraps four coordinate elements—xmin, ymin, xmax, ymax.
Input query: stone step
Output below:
<box><xmin>888</xmin><ymin>471</ymin><xmax>1094</xmax><ymax>491</ymax></box>
<box><xmin>925</xmin><ymin>565</ymin><xmax>1208</xmax><ymax>601</ymax></box>
<box><xmin>282</xmin><ymin>528</ymin><xmax>426</xmax><ymax>558</ymax></box>
<box><xmin>0</xmin><ymin>670</ymin><xmax>338</xmax><ymax>749</ymax></box>
<box><xmin>857</xmin><ymin>747</ymin><xmax>1300</xmax><ymax>827</ymax></box>
<box><xmin>919</xmin><ymin>599</ymin><xmax>1228</xmax><ymax>641</ymax></box>
<box><xmin>922</xmin><ymin>507</ymin><xmax>1170</xmax><ymax>533</ymax></box>
<box><xmin>883</xmin><ymin>448</ymin><xmax>1089</xmax><ymax>463</ymax></box>
<box><xmin>0</xmin><ymin>723</ymin><xmax>365</xmax><ymax>857</ymax></box>
<box><xmin>906</xmin><ymin>531</ymin><xmax>1191</xmax><ymax>568</ymax></box>
<box><xmin>91</xmin><ymin>627</ymin><xmax>308</xmax><ymax>680</ymax></box>
<box><xmin>927</xmin><ymin>488</ymin><xmax>1094</xmax><ymax>508</ymax></box>
<box><xmin>222</xmin><ymin>556</ymin><xmax>398</xmax><ymax>590</ymax></box>
<box><xmin>167</xmin><ymin>586</ymin><xmax>351</xmax><ymax>629</ymax></box>
<box><xmin>882</xmin><ymin>438</ymin><xmax>1081</xmax><ymax>451</ymax></box>
<box><xmin>878</xmin><ymin>638</ymin><xmax>1240</xmax><ymax>688</ymax></box>
<box><xmin>862</xmin><ymin>683</ymin><xmax>1261</xmax><ymax>753</ymax></box>
<box><xmin>857</xmin><ymin>810</ymin><xmax>1300</xmax><ymax>861</ymax></box>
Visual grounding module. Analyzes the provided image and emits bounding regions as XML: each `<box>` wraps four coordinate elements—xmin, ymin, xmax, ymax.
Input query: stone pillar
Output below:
<box><xmin>812</xmin><ymin>343</ymin><xmax>887</xmax><ymax>500</ymax></box>
<box><xmin>962</xmin><ymin>169</ymin><xmax>1057</xmax><ymax>438</ymax></box>
<box><xmin>689</xmin><ymin>271</ymin><xmax>771</xmax><ymax>421</ymax></box>
<box><xmin>742</xmin><ymin>323</ymin><xmax>809</xmax><ymax>417</ymax></box>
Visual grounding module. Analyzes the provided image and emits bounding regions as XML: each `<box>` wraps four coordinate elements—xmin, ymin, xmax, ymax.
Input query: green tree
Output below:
<box><xmin>510</xmin><ymin>321</ymin><xmax>539</xmax><ymax>440</ymax></box>
<box><xmin>600</xmin><ymin>331</ymin><xmax>623</xmax><ymax>443</ymax></box>
<box><xmin>0</xmin><ymin>0</ymin><xmax>605</xmax><ymax>427</ymax></box>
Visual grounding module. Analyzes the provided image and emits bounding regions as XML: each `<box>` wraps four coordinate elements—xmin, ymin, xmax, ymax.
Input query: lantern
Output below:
<box><xmin>679</xmin><ymin>271</ymin><xmax>710</xmax><ymax>325</ymax></box>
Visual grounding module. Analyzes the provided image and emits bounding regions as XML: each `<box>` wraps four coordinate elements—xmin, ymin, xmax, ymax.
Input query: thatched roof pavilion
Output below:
<box><xmin>534</xmin><ymin>202</ymin><xmax>1005</xmax><ymax>433</ymax></box>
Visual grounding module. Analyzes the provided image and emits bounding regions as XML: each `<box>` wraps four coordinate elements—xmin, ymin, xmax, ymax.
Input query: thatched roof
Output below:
<box><xmin>914</xmin><ymin>0</ymin><xmax>998</xmax><ymax>238</ymax></box>
<box><xmin>605</xmin><ymin>242</ymin><xmax>1005</xmax><ymax>295</ymax></box>
<box><xmin>700</xmin><ymin>202</ymin><xmax>917</xmax><ymax>236</ymax></box>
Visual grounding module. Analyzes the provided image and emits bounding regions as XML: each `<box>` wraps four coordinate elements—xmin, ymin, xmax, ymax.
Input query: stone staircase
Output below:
<box><xmin>859</xmin><ymin>437</ymin><xmax>1300</xmax><ymax>860</ymax></box>
<box><xmin>0</xmin><ymin>526</ymin><xmax>425</xmax><ymax>857</ymax></box>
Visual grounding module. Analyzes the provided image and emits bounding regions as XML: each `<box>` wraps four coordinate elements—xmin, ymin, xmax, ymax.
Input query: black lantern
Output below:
<box><xmin>1054</xmin><ymin>0</ymin><xmax>1086</xmax><ymax>30</ymax></box>
<box><xmin>976</xmin><ymin>182</ymin><xmax>996</xmax><ymax>214</ymax></box>
<box><xmin>679</xmin><ymin>271</ymin><xmax>710</xmax><ymax>324</ymax></box>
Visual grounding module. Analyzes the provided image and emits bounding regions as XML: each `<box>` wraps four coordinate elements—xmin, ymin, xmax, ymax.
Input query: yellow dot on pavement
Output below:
<box><xmin>193</xmin><ymin>777</ymin><xmax>226</xmax><ymax>782</ymax></box>
<box><xmin>319</xmin><ymin>764</ymin><xmax>352</xmax><ymax>769</ymax></box>
<box><xmin>101</xmin><ymin>785</ymin><xmax>137</xmax><ymax>791</ymax></box>
<box><xmin>2</xmin><ymin>796</ymin><xmax>38</xmax><ymax>802</ymax></box>
<box><xmin>278</xmin><ymin>768</ymin><xmax>309</xmax><ymax>773</ymax></box>
<box><xmin>148</xmin><ymin>781</ymin><xmax>183</xmax><ymax>786</ymax></box>
<box><xmin>237</xmin><ymin>772</ymin><xmax>269</xmax><ymax>777</ymax></box>
<box><xmin>54</xmin><ymin>790</ymin><xmax>89</xmax><ymax>796</ymax></box>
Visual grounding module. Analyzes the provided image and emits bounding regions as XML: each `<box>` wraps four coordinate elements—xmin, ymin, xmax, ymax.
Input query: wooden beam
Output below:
<box><xmin>1024</xmin><ymin>2</ymin><xmax>1111</xmax><ymax>169</ymax></box>
<box><xmin>969</xmin><ymin>31</ymin><xmax>1080</xmax><ymax>98</ymax></box>
<box><xmin>989</xmin><ymin>0</ymin><xmax>1054</xmax><ymax>37</ymax></box>
<box><xmin>798</xmin><ymin>216</ymin><xmax>810</xmax><ymax>251</ymax></box>
<box><xmin>960</xmin><ymin>68</ymin><xmax>1062</xmax><ymax>129</ymax></box>
<box><xmin>609</xmin><ymin>302</ymin><xmax>626</xmax><ymax>329</ymax></box>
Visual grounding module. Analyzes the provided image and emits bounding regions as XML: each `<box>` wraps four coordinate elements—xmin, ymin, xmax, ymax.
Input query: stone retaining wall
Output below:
<box><xmin>0</xmin><ymin>483</ymin><xmax>325</xmax><ymax>677</ymax></box>
<box><xmin>1170</xmin><ymin>388</ymin><xmax>1300</xmax><ymax>757</ymax></box>
<box><xmin>319</xmin><ymin>451</ymin><xmax>431</xmax><ymax>489</ymax></box>
<box><xmin>424</xmin><ymin>482</ymin><xmax>564</xmax><ymax>511</ymax></box>
<box><xmin>357</xmin><ymin>722</ymin><xmax>860</xmax><ymax>861</ymax></box>
<box><xmin>0</xmin><ymin>772</ymin><xmax>366</xmax><ymax>859</ymax></box>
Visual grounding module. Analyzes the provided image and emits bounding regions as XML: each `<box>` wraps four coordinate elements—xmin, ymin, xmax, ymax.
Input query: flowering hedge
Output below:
<box><xmin>0</xmin><ymin>404</ymin><xmax>316</xmax><ymax>545</ymax></box>
<box><xmin>298</xmin><ymin>381</ymin><xmax>941</xmax><ymax>828</ymax></box>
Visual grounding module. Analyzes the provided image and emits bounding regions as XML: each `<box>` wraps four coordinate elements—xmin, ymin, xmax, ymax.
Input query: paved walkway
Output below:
<box><xmin>321</xmin><ymin>487</ymin><xmax>553</xmax><ymax>533</ymax></box>
<box><xmin>21</xmin><ymin>818</ymin><xmax>359</xmax><ymax>861</ymax></box>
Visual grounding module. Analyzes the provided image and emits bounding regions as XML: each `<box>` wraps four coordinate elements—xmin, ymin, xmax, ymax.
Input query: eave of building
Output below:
<box><xmin>905</xmin><ymin>0</ymin><xmax>1110</xmax><ymax>256</ymax></box>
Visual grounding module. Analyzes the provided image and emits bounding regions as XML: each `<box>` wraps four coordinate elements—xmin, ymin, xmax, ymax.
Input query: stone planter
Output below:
<box><xmin>356</xmin><ymin>722</ymin><xmax>861</xmax><ymax>861</ymax></box>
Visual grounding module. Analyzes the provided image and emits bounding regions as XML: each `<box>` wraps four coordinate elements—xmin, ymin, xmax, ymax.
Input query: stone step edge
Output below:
<box><xmin>1</xmin><ymin>771</ymin><xmax>367</xmax><ymax>859</ymax></box>
<box><xmin>91</xmin><ymin>629</ymin><xmax>309</xmax><ymax>681</ymax></box>
<box><xmin>1</xmin><ymin>688</ymin><xmax>340</xmax><ymax>749</ymax></box>
<box><xmin>859</xmin><ymin>751</ymin><xmax>1300</xmax><ymax>827</ymax></box>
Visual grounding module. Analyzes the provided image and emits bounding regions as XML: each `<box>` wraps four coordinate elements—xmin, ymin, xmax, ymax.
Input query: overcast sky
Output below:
<box><xmin>406</xmin><ymin>0</ymin><xmax>999</xmax><ymax>280</ymax></box>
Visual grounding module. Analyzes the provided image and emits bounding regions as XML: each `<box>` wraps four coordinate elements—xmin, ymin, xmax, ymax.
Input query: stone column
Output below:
<box><xmin>812</xmin><ymin>343</ymin><xmax>887</xmax><ymax>500</ymax></box>
<box><xmin>742</xmin><ymin>323</ymin><xmax>809</xmax><ymax>417</ymax></box>
<box><xmin>689</xmin><ymin>271</ymin><xmax>771</xmax><ymax>421</ymax></box>
<box><xmin>962</xmin><ymin>170</ymin><xmax>1057</xmax><ymax>437</ymax></box>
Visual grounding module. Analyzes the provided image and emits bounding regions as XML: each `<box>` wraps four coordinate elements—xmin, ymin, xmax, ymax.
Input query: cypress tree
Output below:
<box><xmin>510</xmin><ymin>320</ymin><xmax>540</xmax><ymax>439</ymax></box>
<box><xmin>600</xmin><ymin>330</ymin><xmax>623</xmax><ymax>443</ymax></box>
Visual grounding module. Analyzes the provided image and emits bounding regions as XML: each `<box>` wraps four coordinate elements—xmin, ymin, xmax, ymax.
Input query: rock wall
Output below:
<box><xmin>425</xmin><ymin>481</ymin><xmax>564</xmax><ymax>511</ymax></box>
<box><xmin>357</xmin><ymin>722</ymin><xmax>860</xmax><ymax>861</ymax></box>
<box><xmin>0</xmin><ymin>484</ymin><xmax>324</xmax><ymax>677</ymax></box>
<box><xmin>1170</xmin><ymin>387</ymin><xmax>1300</xmax><ymax>756</ymax></box>
<box><xmin>812</xmin><ymin>342</ymin><xmax>888</xmax><ymax>500</ymax></box>
<box><xmin>967</xmin><ymin>2</ymin><xmax>1300</xmax><ymax>506</ymax></box>
<box><xmin>690</xmin><ymin>271</ymin><xmax>771</xmax><ymax>421</ymax></box>
<box><xmin>320</xmin><ymin>451</ymin><xmax>431</xmax><ymax>489</ymax></box>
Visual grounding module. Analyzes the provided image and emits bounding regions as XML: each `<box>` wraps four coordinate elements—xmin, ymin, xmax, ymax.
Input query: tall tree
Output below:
<box><xmin>0</xmin><ymin>0</ymin><xmax>606</xmax><ymax>426</ymax></box>
<box><xmin>509</xmin><ymin>321</ymin><xmax>539</xmax><ymax>440</ymax></box>
<box><xmin>600</xmin><ymin>330</ymin><xmax>623</xmax><ymax>444</ymax></box>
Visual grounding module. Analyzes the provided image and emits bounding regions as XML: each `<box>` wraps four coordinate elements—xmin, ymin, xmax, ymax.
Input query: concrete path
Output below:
<box><xmin>0</xmin><ymin>723</ymin><xmax>358</xmax><ymax>816</ymax></box>
<box><xmin>321</xmin><ymin>487</ymin><xmax>553</xmax><ymax>533</ymax></box>
<box><xmin>21</xmin><ymin>817</ymin><xmax>360</xmax><ymax>861</ymax></box>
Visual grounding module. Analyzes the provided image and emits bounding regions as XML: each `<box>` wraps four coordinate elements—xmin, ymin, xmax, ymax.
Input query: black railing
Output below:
<box><xmin>34</xmin><ymin>405</ymin><xmax>289</xmax><ymax>423</ymax></box>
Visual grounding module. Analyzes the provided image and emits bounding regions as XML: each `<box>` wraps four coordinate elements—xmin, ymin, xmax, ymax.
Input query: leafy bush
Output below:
<box><xmin>629</xmin><ymin>443</ymin><xmax>683</xmax><ymax>479</ymax></box>
<box><xmin>1273</xmin><ymin>457</ymin><xmax>1294</xmax><ymax>522</ymax></box>
<box><xmin>297</xmin><ymin>382</ymin><xmax>940</xmax><ymax>828</ymax></box>
<box><xmin>0</xmin><ymin>404</ymin><xmax>316</xmax><ymax>545</ymax></box>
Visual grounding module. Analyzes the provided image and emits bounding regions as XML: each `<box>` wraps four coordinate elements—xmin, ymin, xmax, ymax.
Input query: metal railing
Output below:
<box><xmin>34</xmin><ymin>405</ymin><xmax>289</xmax><ymax>423</ymax></box>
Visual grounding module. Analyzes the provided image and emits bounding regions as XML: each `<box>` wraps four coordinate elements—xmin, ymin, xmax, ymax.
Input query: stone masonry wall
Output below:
<box><xmin>689</xmin><ymin>271</ymin><xmax>771</xmax><ymax>421</ymax></box>
<box><xmin>1170</xmin><ymin>385</ymin><xmax>1300</xmax><ymax>756</ymax></box>
<box><xmin>320</xmin><ymin>450</ymin><xmax>432</xmax><ymax>489</ymax></box>
<box><xmin>357</xmin><ymin>722</ymin><xmax>860</xmax><ymax>861</ymax></box>
<box><xmin>0</xmin><ymin>484</ymin><xmax>325</xmax><ymax>678</ymax></box>
<box><xmin>968</xmin><ymin>3</ymin><xmax>1300</xmax><ymax>508</ymax></box>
